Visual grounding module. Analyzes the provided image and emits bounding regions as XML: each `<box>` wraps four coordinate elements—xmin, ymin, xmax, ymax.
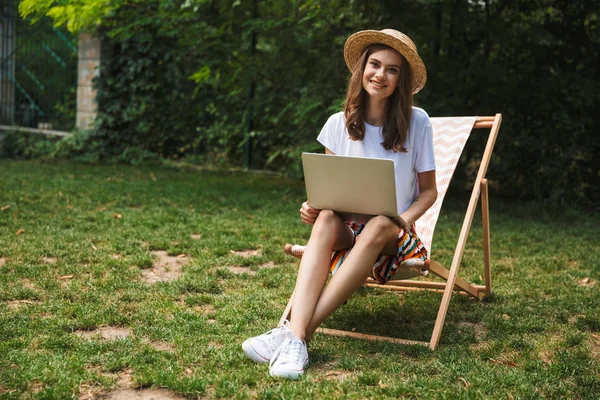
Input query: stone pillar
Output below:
<box><xmin>0</xmin><ymin>1</ymin><xmax>16</xmax><ymax>125</ymax></box>
<box><xmin>76</xmin><ymin>33</ymin><xmax>101</xmax><ymax>130</ymax></box>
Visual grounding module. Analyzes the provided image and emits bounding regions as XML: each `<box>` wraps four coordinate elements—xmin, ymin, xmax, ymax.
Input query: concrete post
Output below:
<box><xmin>0</xmin><ymin>2</ymin><xmax>16</xmax><ymax>125</ymax></box>
<box><xmin>76</xmin><ymin>33</ymin><xmax>101</xmax><ymax>130</ymax></box>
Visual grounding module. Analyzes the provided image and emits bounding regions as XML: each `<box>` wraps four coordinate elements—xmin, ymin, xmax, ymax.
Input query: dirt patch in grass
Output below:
<box><xmin>318</xmin><ymin>369</ymin><xmax>355</xmax><ymax>382</ymax></box>
<box><xmin>590</xmin><ymin>333</ymin><xmax>600</xmax><ymax>362</ymax></box>
<box><xmin>534</xmin><ymin>330</ymin><xmax>566</xmax><ymax>365</ymax></box>
<box><xmin>207</xmin><ymin>340</ymin><xmax>223</xmax><ymax>350</ymax></box>
<box><xmin>229</xmin><ymin>248</ymin><xmax>262</xmax><ymax>258</ymax></box>
<box><xmin>222</xmin><ymin>266</ymin><xmax>256</xmax><ymax>275</ymax></box>
<box><xmin>21</xmin><ymin>278</ymin><xmax>38</xmax><ymax>290</ymax></box>
<box><xmin>149</xmin><ymin>341</ymin><xmax>175</xmax><ymax>352</ymax></box>
<box><xmin>312</xmin><ymin>359</ymin><xmax>355</xmax><ymax>382</ymax></box>
<box><xmin>107</xmin><ymin>370</ymin><xmax>186</xmax><ymax>400</ymax></box>
<box><xmin>6</xmin><ymin>299</ymin><xmax>40</xmax><ymax>310</ymax></box>
<box><xmin>578</xmin><ymin>277</ymin><xmax>595</xmax><ymax>288</ymax></box>
<box><xmin>488</xmin><ymin>349</ymin><xmax>521</xmax><ymax>368</ymax></box>
<box><xmin>81</xmin><ymin>368</ymin><xmax>187</xmax><ymax>400</ymax></box>
<box><xmin>141</xmin><ymin>251</ymin><xmax>189</xmax><ymax>284</ymax></box>
<box><xmin>470</xmin><ymin>341</ymin><xmax>493</xmax><ymax>353</ymax></box>
<box><xmin>0</xmin><ymin>257</ymin><xmax>7</xmax><ymax>268</ymax></box>
<box><xmin>218</xmin><ymin>261</ymin><xmax>278</xmax><ymax>276</ymax></box>
<box><xmin>75</xmin><ymin>327</ymin><xmax>132</xmax><ymax>341</ymax></box>
<box><xmin>203</xmin><ymin>387</ymin><xmax>216</xmax><ymax>399</ymax></box>
<box><xmin>114</xmin><ymin>368</ymin><xmax>134</xmax><ymax>389</ymax></box>
<box><xmin>102</xmin><ymin>388</ymin><xmax>187</xmax><ymax>400</ymax></box>
<box><xmin>188</xmin><ymin>303</ymin><xmax>217</xmax><ymax>324</ymax></box>
<box><xmin>41</xmin><ymin>257</ymin><xmax>57</xmax><ymax>264</ymax></box>
<box><xmin>58</xmin><ymin>275</ymin><xmax>77</xmax><ymax>289</ymax></box>
<box><xmin>458</xmin><ymin>321</ymin><xmax>488</xmax><ymax>342</ymax></box>
<box><xmin>538</xmin><ymin>350</ymin><xmax>554</xmax><ymax>366</ymax></box>
<box><xmin>568</xmin><ymin>314</ymin><xmax>587</xmax><ymax>324</ymax></box>
<box><xmin>192</xmin><ymin>304</ymin><xmax>216</xmax><ymax>316</ymax></box>
<box><xmin>191</xmin><ymin>233</ymin><xmax>201</xmax><ymax>240</ymax></box>
<box><xmin>27</xmin><ymin>381</ymin><xmax>44</xmax><ymax>395</ymax></box>
<box><xmin>79</xmin><ymin>382</ymin><xmax>106</xmax><ymax>400</ymax></box>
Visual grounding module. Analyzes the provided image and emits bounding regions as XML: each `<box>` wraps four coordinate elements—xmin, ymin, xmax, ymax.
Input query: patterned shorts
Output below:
<box><xmin>329</xmin><ymin>222</ymin><xmax>429</xmax><ymax>284</ymax></box>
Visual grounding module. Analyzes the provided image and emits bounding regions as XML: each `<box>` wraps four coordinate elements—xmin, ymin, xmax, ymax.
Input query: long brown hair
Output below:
<box><xmin>344</xmin><ymin>44</ymin><xmax>413</xmax><ymax>152</ymax></box>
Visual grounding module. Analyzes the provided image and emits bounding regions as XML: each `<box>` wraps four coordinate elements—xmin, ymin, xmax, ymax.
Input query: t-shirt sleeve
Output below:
<box><xmin>316</xmin><ymin>113</ymin><xmax>342</xmax><ymax>154</ymax></box>
<box><xmin>414</xmin><ymin>119</ymin><xmax>436</xmax><ymax>173</ymax></box>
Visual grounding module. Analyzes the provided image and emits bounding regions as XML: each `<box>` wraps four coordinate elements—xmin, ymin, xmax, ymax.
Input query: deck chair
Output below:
<box><xmin>280</xmin><ymin>114</ymin><xmax>502</xmax><ymax>350</ymax></box>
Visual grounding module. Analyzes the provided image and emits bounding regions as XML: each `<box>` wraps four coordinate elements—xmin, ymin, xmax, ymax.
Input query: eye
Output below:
<box><xmin>369</xmin><ymin>61</ymin><xmax>379</xmax><ymax>67</ymax></box>
<box><xmin>388</xmin><ymin>68</ymin><xmax>399</xmax><ymax>74</ymax></box>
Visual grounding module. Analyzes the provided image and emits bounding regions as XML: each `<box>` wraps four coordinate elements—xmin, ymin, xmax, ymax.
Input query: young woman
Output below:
<box><xmin>243</xmin><ymin>29</ymin><xmax>437</xmax><ymax>379</ymax></box>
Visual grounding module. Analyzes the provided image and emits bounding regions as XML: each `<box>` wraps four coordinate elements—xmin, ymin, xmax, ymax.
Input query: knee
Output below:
<box><xmin>311</xmin><ymin>210</ymin><xmax>342</xmax><ymax>236</ymax></box>
<box><xmin>360</xmin><ymin>216</ymin><xmax>397</xmax><ymax>247</ymax></box>
<box><xmin>314</xmin><ymin>210</ymin><xmax>339</xmax><ymax>226</ymax></box>
<box><xmin>368</xmin><ymin>215</ymin><xmax>397</xmax><ymax>231</ymax></box>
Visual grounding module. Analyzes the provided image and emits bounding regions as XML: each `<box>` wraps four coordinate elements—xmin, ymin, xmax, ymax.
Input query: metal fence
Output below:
<box><xmin>0</xmin><ymin>0</ymin><xmax>78</xmax><ymax>132</ymax></box>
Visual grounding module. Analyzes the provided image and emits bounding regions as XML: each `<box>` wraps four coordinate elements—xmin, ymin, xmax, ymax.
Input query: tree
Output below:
<box><xmin>18</xmin><ymin>0</ymin><xmax>600</xmax><ymax>205</ymax></box>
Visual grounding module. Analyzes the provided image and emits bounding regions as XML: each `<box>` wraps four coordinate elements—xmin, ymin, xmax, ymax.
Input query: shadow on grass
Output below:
<box><xmin>320</xmin><ymin>288</ymin><xmax>485</xmax><ymax>346</ymax></box>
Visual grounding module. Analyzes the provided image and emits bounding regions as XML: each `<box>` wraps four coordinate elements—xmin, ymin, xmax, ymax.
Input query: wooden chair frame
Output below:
<box><xmin>280</xmin><ymin>114</ymin><xmax>502</xmax><ymax>350</ymax></box>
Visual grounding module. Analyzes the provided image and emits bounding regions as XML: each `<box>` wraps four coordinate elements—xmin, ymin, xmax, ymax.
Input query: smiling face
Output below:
<box><xmin>362</xmin><ymin>48</ymin><xmax>404</xmax><ymax>101</ymax></box>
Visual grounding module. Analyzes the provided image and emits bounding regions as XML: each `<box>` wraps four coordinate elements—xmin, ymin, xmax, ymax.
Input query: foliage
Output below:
<box><xmin>0</xmin><ymin>129</ymin><xmax>159</xmax><ymax>165</ymax></box>
<box><xmin>92</xmin><ymin>32</ymin><xmax>216</xmax><ymax>161</ymax></box>
<box><xmin>18</xmin><ymin>0</ymin><xmax>123</xmax><ymax>32</ymax></box>
<box><xmin>0</xmin><ymin>130</ymin><xmax>60</xmax><ymax>159</ymax></box>
<box><xmin>17</xmin><ymin>0</ymin><xmax>377</xmax><ymax>169</ymax></box>
<box><xmin>17</xmin><ymin>0</ymin><xmax>600</xmax><ymax>206</ymax></box>
<box><xmin>409</xmin><ymin>0</ymin><xmax>600</xmax><ymax>206</ymax></box>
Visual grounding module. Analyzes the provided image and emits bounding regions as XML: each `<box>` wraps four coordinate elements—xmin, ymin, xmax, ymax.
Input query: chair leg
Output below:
<box><xmin>429</xmin><ymin>282</ymin><xmax>454</xmax><ymax>350</ymax></box>
<box><xmin>481</xmin><ymin>179</ymin><xmax>492</xmax><ymax>298</ymax></box>
<box><xmin>428</xmin><ymin>261</ymin><xmax>482</xmax><ymax>299</ymax></box>
<box><xmin>279</xmin><ymin>290</ymin><xmax>294</xmax><ymax>327</ymax></box>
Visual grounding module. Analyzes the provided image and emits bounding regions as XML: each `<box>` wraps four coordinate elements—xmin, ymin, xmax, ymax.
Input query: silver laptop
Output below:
<box><xmin>302</xmin><ymin>152</ymin><xmax>398</xmax><ymax>223</ymax></box>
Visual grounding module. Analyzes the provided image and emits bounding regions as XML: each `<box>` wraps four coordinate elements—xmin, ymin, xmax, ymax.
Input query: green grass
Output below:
<box><xmin>0</xmin><ymin>160</ymin><xmax>598</xmax><ymax>399</ymax></box>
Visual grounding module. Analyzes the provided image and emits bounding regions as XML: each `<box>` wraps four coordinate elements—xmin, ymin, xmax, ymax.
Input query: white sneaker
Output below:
<box><xmin>242</xmin><ymin>322</ymin><xmax>290</xmax><ymax>363</ymax></box>
<box><xmin>269</xmin><ymin>332</ymin><xmax>309</xmax><ymax>379</ymax></box>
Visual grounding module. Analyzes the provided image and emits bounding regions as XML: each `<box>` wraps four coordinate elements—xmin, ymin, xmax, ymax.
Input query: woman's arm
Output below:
<box><xmin>400</xmin><ymin>170</ymin><xmax>437</xmax><ymax>227</ymax></box>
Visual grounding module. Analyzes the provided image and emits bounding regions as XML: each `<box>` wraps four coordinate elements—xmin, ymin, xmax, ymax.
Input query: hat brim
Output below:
<box><xmin>344</xmin><ymin>30</ymin><xmax>427</xmax><ymax>94</ymax></box>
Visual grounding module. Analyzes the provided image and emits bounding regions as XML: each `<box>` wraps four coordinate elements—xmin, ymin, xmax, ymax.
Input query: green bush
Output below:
<box><xmin>0</xmin><ymin>131</ymin><xmax>60</xmax><ymax>159</ymax></box>
<box><xmin>16</xmin><ymin>0</ymin><xmax>600</xmax><ymax>207</ymax></box>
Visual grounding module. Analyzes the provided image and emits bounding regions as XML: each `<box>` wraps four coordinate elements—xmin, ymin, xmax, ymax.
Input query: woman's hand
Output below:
<box><xmin>300</xmin><ymin>201</ymin><xmax>321</xmax><ymax>225</ymax></box>
<box><xmin>391</xmin><ymin>215</ymin><xmax>411</xmax><ymax>231</ymax></box>
<box><xmin>397</xmin><ymin>170</ymin><xmax>437</xmax><ymax>230</ymax></box>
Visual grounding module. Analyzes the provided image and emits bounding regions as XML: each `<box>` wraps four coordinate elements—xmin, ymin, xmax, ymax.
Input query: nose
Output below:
<box><xmin>375</xmin><ymin>69</ymin><xmax>385</xmax><ymax>80</ymax></box>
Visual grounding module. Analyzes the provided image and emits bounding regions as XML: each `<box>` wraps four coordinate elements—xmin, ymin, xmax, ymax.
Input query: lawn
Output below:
<box><xmin>0</xmin><ymin>160</ymin><xmax>598</xmax><ymax>399</ymax></box>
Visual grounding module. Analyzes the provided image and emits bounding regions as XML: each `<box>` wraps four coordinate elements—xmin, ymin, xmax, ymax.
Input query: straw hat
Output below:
<box><xmin>344</xmin><ymin>29</ymin><xmax>427</xmax><ymax>94</ymax></box>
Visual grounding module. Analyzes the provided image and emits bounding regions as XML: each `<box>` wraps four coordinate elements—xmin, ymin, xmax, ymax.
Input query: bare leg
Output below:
<box><xmin>287</xmin><ymin>210</ymin><xmax>354</xmax><ymax>340</ymax></box>
<box><xmin>305</xmin><ymin>216</ymin><xmax>399</xmax><ymax>340</ymax></box>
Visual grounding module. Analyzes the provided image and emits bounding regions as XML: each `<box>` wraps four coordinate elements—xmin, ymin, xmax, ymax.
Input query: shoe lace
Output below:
<box><xmin>259</xmin><ymin>325</ymin><xmax>288</xmax><ymax>351</ymax></box>
<box><xmin>270</xmin><ymin>337</ymin><xmax>305</xmax><ymax>369</ymax></box>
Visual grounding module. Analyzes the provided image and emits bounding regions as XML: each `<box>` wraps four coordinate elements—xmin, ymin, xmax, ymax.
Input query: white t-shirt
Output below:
<box><xmin>316</xmin><ymin>107</ymin><xmax>435</xmax><ymax>215</ymax></box>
